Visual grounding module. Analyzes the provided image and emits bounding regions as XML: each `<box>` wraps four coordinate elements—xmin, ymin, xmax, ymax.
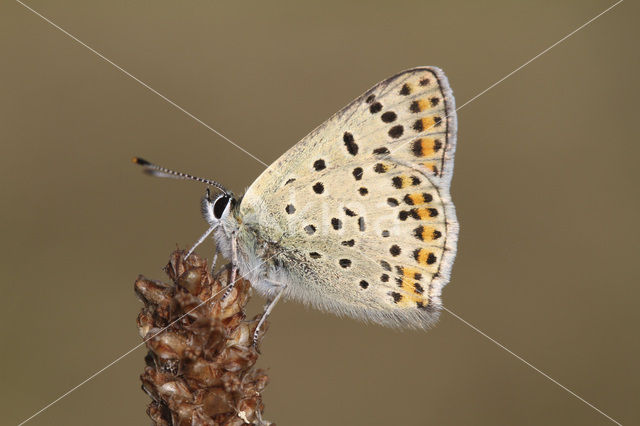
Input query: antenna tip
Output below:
<box><xmin>132</xmin><ymin>157</ymin><xmax>150</xmax><ymax>166</ymax></box>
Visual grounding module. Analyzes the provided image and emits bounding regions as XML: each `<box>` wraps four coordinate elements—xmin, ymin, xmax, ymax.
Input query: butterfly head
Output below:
<box><xmin>202</xmin><ymin>188</ymin><xmax>236</xmax><ymax>226</ymax></box>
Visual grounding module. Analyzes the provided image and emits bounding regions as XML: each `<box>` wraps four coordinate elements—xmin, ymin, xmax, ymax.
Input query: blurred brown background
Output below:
<box><xmin>1</xmin><ymin>1</ymin><xmax>638</xmax><ymax>425</ymax></box>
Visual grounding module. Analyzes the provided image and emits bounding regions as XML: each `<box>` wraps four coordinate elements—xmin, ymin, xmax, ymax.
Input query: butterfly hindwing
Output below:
<box><xmin>239</xmin><ymin>67</ymin><xmax>458</xmax><ymax>328</ymax></box>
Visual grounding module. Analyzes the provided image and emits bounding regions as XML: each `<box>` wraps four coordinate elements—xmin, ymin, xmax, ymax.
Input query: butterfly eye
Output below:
<box><xmin>213</xmin><ymin>195</ymin><xmax>230</xmax><ymax>219</ymax></box>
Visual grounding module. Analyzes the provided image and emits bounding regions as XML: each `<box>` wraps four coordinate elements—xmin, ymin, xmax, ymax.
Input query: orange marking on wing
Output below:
<box><xmin>421</xmin><ymin>117</ymin><xmax>437</xmax><ymax>130</ymax></box>
<box><xmin>393</xmin><ymin>175</ymin><xmax>421</xmax><ymax>189</ymax></box>
<box><xmin>418</xmin><ymin>138</ymin><xmax>437</xmax><ymax>156</ymax></box>
<box><xmin>414</xmin><ymin>248</ymin><xmax>437</xmax><ymax>266</ymax></box>
<box><xmin>420</xmin><ymin>226</ymin><xmax>437</xmax><ymax>241</ymax></box>
<box><xmin>408</xmin><ymin>193</ymin><xmax>427</xmax><ymax>205</ymax></box>
<box><xmin>397</xmin><ymin>286</ymin><xmax>427</xmax><ymax>306</ymax></box>
<box><xmin>420</xmin><ymin>161</ymin><xmax>437</xmax><ymax>171</ymax></box>
<box><xmin>417</xmin><ymin>99</ymin><xmax>430</xmax><ymax>112</ymax></box>
<box><xmin>398</xmin><ymin>266</ymin><xmax>422</xmax><ymax>279</ymax></box>
<box><xmin>412</xmin><ymin>138</ymin><xmax>443</xmax><ymax>159</ymax></box>
<box><xmin>414</xmin><ymin>208</ymin><xmax>438</xmax><ymax>220</ymax></box>
<box><xmin>399</xmin><ymin>176</ymin><xmax>411</xmax><ymax>188</ymax></box>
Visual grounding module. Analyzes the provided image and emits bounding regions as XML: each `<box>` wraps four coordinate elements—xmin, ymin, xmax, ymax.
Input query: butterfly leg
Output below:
<box><xmin>230</xmin><ymin>233</ymin><xmax>238</xmax><ymax>283</ymax></box>
<box><xmin>186</xmin><ymin>224</ymin><xmax>218</xmax><ymax>258</ymax></box>
<box><xmin>210</xmin><ymin>245</ymin><xmax>219</xmax><ymax>274</ymax></box>
<box><xmin>253</xmin><ymin>282</ymin><xmax>286</xmax><ymax>346</ymax></box>
<box><xmin>222</xmin><ymin>233</ymin><xmax>239</xmax><ymax>300</ymax></box>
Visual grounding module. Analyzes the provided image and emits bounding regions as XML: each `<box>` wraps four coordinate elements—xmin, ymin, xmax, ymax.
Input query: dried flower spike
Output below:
<box><xmin>135</xmin><ymin>250</ymin><xmax>271</xmax><ymax>425</ymax></box>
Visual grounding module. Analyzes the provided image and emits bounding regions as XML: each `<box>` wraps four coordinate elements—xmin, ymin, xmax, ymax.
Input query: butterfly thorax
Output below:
<box><xmin>212</xmin><ymin>201</ymin><xmax>296</xmax><ymax>298</ymax></box>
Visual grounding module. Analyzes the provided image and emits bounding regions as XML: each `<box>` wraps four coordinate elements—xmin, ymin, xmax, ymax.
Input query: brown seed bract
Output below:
<box><xmin>135</xmin><ymin>250</ymin><xmax>271</xmax><ymax>425</ymax></box>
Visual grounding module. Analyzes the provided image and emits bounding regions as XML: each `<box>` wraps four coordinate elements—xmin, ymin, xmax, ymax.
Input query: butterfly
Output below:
<box><xmin>135</xmin><ymin>67</ymin><xmax>458</xmax><ymax>341</ymax></box>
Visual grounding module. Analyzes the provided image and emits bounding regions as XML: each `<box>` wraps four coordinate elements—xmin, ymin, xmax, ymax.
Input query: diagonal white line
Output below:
<box><xmin>388</xmin><ymin>0</ymin><xmax>624</xmax><ymax>160</ymax></box>
<box><xmin>15</xmin><ymin>0</ymin><xmax>269</xmax><ymax>168</ymax></box>
<box><xmin>456</xmin><ymin>0</ymin><xmax>624</xmax><ymax>111</ymax></box>
<box><xmin>443</xmin><ymin>307</ymin><xmax>622</xmax><ymax>425</ymax></box>
<box><xmin>16</xmin><ymin>253</ymin><xmax>274</xmax><ymax>426</ymax></box>
<box><xmin>14</xmin><ymin>0</ymin><xmax>626</xmax><ymax>425</ymax></box>
<box><xmin>17</xmin><ymin>340</ymin><xmax>154</xmax><ymax>426</ymax></box>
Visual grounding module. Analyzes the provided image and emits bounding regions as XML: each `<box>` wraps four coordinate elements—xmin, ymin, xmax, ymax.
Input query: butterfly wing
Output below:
<box><xmin>238</xmin><ymin>67</ymin><xmax>458</xmax><ymax>328</ymax></box>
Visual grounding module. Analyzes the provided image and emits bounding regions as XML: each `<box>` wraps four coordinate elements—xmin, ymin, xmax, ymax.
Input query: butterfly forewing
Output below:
<box><xmin>239</xmin><ymin>67</ymin><xmax>458</xmax><ymax>328</ymax></box>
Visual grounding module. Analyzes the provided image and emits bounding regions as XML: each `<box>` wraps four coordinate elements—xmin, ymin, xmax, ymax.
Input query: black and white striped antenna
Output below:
<box><xmin>132</xmin><ymin>157</ymin><xmax>230</xmax><ymax>195</ymax></box>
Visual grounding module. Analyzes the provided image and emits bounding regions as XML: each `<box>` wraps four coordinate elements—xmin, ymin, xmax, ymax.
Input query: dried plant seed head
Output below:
<box><xmin>135</xmin><ymin>250</ymin><xmax>271</xmax><ymax>425</ymax></box>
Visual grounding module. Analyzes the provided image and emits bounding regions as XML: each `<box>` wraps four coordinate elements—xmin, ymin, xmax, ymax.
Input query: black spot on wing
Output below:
<box><xmin>352</xmin><ymin>167</ymin><xmax>363</xmax><ymax>181</ymax></box>
<box><xmin>344</xmin><ymin>207</ymin><xmax>357</xmax><ymax>217</ymax></box>
<box><xmin>339</xmin><ymin>259</ymin><xmax>352</xmax><ymax>268</ymax></box>
<box><xmin>374</xmin><ymin>163</ymin><xmax>387</xmax><ymax>173</ymax></box>
<box><xmin>369</xmin><ymin>102</ymin><xmax>382</xmax><ymax>113</ymax></box>
<box><xmin>343</xmin><ymin>132</ymin><xmax>358</xmax><ymax>156</ymax></box>
<box><xmin>373</xmin><ymin>147</ymin><xmax>390</xmax><ymax>155</ymax></box>
<box><xmin>312</xmin><ymin>182</ymin><xmax>324</xmax><ymax>194</ymax></box>
<box><xmin>381</xmin><ymin>111</ymin><xmax>397</xmax><ymax>123</ymax></box>
<box><xmin>313</xmin><ymin>159</ymin><xmax>326</xmax><ymax>171</ymax></box>
<box><xmin>388</xmin><ymin>125</ymin><xmax>404</xmax><ymax>139</ymax></box>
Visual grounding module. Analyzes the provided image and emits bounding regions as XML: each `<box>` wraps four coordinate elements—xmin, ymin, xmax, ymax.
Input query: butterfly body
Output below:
<box><xmin>204</xmin><ymin>67</ymin><xmax>459</xmax><ymax>330</ymax></box>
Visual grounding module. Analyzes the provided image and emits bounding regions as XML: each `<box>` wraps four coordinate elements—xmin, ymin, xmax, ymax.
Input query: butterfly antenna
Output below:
<box><xmin>132</xmin><ymin>157</ymin><xmax>230</xmax><ymax>195</ymax></box>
